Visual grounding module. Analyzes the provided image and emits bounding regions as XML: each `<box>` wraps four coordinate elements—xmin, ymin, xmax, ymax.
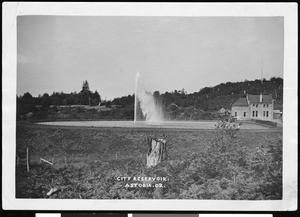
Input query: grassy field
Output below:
<box><xmin>16</xmin><ymin>123</ymin><xmax>282</xmax><ymax>200</ymax></box>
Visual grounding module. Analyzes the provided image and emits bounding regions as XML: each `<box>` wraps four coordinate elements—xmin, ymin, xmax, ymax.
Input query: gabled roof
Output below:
<box><xmin>219</xmin><ymin>108</ymin><xmax>226</xmax><ymax>112</ymax></box>
<box><xmin>248</xmin><ymin>94</ymin><xmax>273</xmax><ymax>103</ymax></box>
<box><xmin>232</xmin><ymin>94</ymin><xmax>273</xmax><ymax>107</ymax></box>
<box><xmin>232</xmin><ymin>98</ymin><xmax>248</xmax><ymax>106</ymax></box>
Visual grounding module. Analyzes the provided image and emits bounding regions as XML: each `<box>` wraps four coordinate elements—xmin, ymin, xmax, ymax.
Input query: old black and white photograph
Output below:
<box><xmin>2</xmin><ymin>2</ymin><xmax>297</xmax><ymax>211</ymax></box>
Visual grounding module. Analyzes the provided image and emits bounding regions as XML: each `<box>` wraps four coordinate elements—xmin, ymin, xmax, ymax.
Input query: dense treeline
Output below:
<box><xmin>17</xmin><ymin>77</ymin><xmax>283</xmax><ymax>121</ymax></box>
<box><xmin>160</xmin><ymin>77</ymin><xmax>283</xmax><ymax>111</ymax></box>
<box><xmin>17</xmin><ymin>81</ymin><xmax>101</xmax><ymax>120</ymax></box>
<box><xmin>106</xmin><ymin>77</ymin><xmax>283</xmax><ymax>111</ymax></box>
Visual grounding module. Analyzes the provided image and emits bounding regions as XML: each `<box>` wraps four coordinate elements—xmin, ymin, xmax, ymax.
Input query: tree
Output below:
<box><xmin>41</xmin><ymin>93</ymin><xmax>51</xmax><ymax>108</ymax></box>
<box><xmin>51</xmin><ymin>92</ymin><xmax>61</xmax><ymax>106</ymax></box>
<box><xmin>82</xmin><ymin>80</ymin><xmax>90</xmax><ymax>92</ymax></box>
<box><xmin>106</xmin><ymin>100</ymin><xmax>112</xmax><ymax>108</ymax></box>
<box><xmin>22</xmin><ymin>92</ymin><xmax>34</xmax><ymax>105</ymax></box>
<box><xmin>17</xmin><ymin>92</ymin><xmax>36</xmax><ymax>119</ymax></box>
<box><xmin>80</xmin><ymin>80</ymin><xmax>92</xmax><ymax>105</ymax></box>
<box><xmin>153</xmin><ymin>91</ymin><xmax>160</xmax><ymax>99</ymax></box>
<box><xmin>91</xmin><ymin>90</ymin><xmax>101</xmax><ymax>106</ymax></box>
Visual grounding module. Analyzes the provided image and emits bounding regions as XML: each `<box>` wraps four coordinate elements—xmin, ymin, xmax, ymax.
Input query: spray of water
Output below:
<box><xmin>134</xmin><ymin>71</ymin><xmax>164</xmax><ymax>123</ymax></box>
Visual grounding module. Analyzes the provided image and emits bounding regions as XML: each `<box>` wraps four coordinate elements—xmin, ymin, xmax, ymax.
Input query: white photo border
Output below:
<box><xmin>2</xmin><ymin>2</ymin><xmax>298</xmax><ymax>211</ymax></box>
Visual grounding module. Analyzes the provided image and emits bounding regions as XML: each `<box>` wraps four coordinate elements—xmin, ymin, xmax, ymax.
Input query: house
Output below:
<box><xmin>273</xmin><ymin>109</ymin><xmax>282</xmax><ymax>120</ymax></box>
<box><xmin>231</xmin><ymin>94</ymin><xmax>274</xmax><ymax>121</ymax></box>
<box><xmin>218</xmin><ymin>107</ymin><xmax>229</xmax><ymax>115</ymax></box>
<box><xmin>219</xmin><ymin>108</ymin><xmax>226</xmax><ymax>114</ymax></box>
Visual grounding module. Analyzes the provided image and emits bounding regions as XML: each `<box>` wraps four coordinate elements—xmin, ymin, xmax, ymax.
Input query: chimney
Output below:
<box><xmin>260</xmin><ymin>93</ymin><xmax>263</xmax><ymax>102</ymax></box>
<box><xmin>246</xmin><ymin>94</ymin><xmax>249</xmax><ymax>105</ymax></box>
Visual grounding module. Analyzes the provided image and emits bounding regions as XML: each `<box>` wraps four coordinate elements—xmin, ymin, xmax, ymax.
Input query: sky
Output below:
<box><xmin>17</xmin><ymin>16</ymin><xmax>283</xmax><ymax>100</ymax></box>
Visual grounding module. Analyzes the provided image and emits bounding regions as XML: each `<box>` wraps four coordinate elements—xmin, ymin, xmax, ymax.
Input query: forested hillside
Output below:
<box><xmin>160</xmin><ymin>77</ymin><xmax>283</xmax><ymax>111</ymax></box>
<box><xmin>17</xmin><ymin>77</ymin><xmax>283</xmax><ymax>121</ymax></box>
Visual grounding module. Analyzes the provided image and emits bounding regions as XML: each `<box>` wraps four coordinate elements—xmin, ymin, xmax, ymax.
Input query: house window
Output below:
<box><xmin>235</xmin><ymin>112</ymin><xmax>237</xmax><ymax>117</ymax></box>
<box><xmin>266</xmin><ymin>104</ymin><xmax>269</xmax><ymax>108</ymax></box>
<box><xmin>266</xmin><ymin>111</ymin><xmax>269</xmax><ymax>117</ymax></box>
<box><xmin>252</xmin><ymin>111</ymin><xmax>255</xmax><ymax>117</ymax></box>
<box><xmin>253</xmin><ymin>104</ymin><xmax>255</xmax><ymax>106</ymax></box>
<box><xmin>244</xmin><ymin>112</ymin><xmax>246</xmax><ymax>117</ymax></box>
<box><xmin>256</xmin><ymin>111</ymin><xmax>258</xmax><ymax>117</ymax></box>
<box><xmin>263</xmin><ymin>111</ymin><xmax>265</xmax><ymax>117</ymax></box>
<box><xmin>256</xmin><ymin>104</ymin><xmax>258</xmax><ymax>108</ymax></box>
<box><xmin>263</xmin><ymin>104</ymin><xmax>265</xmax><ymax>108</ymax></box>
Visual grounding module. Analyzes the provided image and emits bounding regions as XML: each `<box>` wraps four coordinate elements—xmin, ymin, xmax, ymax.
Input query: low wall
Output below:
<box><xmin>251</xmin><ymin>119</ymin><xmax>278</xmax><ymax>127</ymax></box>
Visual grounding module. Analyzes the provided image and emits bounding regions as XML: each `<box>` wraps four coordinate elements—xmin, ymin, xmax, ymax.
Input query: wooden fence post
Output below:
<box><xmin>26</xmin><ymin>148</ymin><xmax>30</xmax><ymax>172</ymax></box>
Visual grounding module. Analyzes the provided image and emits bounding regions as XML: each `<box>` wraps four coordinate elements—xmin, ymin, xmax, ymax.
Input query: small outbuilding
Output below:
<box><xmin>273</xmin><ymin>109</ymin><xmax>282</xmax><ymax>119</ymax></box>
<box><xmin>218</xmin><ymin>108</ymin><xmax>227</xmax><ymax>114</ymax></box>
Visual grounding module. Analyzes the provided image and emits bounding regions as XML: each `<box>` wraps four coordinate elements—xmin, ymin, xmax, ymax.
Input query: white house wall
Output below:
<box><xmin>231</xmin><ymin>106</ymin><xmax>250</xmax><ymax>120</ymax></box>
<box><xmin>249</xmin><ymin>101</ymin><xmax>273</xmax><ymax>121</ymax></box>
<box><xmin>232</xmin><ymin>101</ymin><xmax>274</xmax><ymax>121</ymax></box>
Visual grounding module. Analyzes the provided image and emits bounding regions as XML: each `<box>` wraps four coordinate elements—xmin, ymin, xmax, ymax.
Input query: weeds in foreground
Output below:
<box><xmin>16</xmin><ymin>120</ymin><xmax>282</xmax><ymax>199</ymax></box>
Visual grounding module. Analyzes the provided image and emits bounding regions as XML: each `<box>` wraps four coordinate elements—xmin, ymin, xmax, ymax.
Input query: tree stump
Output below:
<box><xmin>146</xmin><ymin>137</ymin><xmax>168</xmax><ymax>168</ymax></box>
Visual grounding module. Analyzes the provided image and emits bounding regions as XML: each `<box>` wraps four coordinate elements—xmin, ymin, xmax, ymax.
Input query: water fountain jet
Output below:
<box><xmin>134</xmin><ymin>71</ymin><xmax>164</xmax><ymax>124</ymax></box>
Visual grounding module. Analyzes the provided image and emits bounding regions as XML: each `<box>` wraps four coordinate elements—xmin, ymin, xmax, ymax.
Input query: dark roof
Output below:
<box><xmin>232</xmin><ymin>98</ymin><xmax>248</xmax><ymax>106</ymax></box>
<box><xmin>248</xmin><ymin>94</ymin><xmax>273</xmax><ymax>103</ymax></box>
<box><xmin>232</xmin><ymin>94</ymin><xmax>273</xmax><ymax>107</ymax></box>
